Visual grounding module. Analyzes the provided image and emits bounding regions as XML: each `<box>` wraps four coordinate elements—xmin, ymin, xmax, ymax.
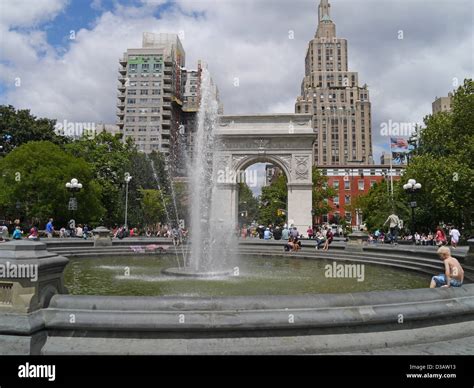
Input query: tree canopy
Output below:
<box><xmin>0</xmin><ymin>141</ymin><xmax>104</xmax><ymax>227</ymax></box>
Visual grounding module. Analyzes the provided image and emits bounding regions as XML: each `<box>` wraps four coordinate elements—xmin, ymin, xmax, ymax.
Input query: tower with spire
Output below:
<box><xmin>296</xmin><ymin>0</ymin><xmax>373</xmax><ymax>166</ymax></box>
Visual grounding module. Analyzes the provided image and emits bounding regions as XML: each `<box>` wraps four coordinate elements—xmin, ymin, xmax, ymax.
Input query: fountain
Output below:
<box><xmin>162</xmin><ymin>68</ymin><xmax>236</xmax><ymax>277</ymax></box>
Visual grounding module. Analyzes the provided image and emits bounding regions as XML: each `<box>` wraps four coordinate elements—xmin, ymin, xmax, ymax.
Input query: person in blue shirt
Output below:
<box><xmin>264</xmin><ymin>228</ymin><xmax>272</xmax><ymax>240</ymax></box>
<box><xmin>45</xmin><ymin>218</ymin><xmax>54</xmax><ymax>238</ymax></box>
<box><xmin>12</xmin><ymin>226</ymin><xmax>23</xmax><ymax>240</ymax></box>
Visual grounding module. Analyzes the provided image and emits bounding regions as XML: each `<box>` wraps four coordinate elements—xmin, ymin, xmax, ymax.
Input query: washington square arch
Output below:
<box><xmin>213</xmin><ymin>113</ymin><xmax>314</xmax><ymax>231</ymax></box>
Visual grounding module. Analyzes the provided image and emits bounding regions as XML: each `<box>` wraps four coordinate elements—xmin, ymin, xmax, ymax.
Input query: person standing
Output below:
<box><xmin>45</xmin><ymin>218</ymin><xmax>54</xmax><ymax>238</ymax></box>
<box><xmin>449</xmin><ymin>226</ymin><xmax>460</xmax><ymax>249</ymax></box>
<box><xmin>281</xmin><ymin>226</ymin><xmax>289</xmax><ymax>241</ymax></box>
<box><xmin>75</xmin><ymin>224</ymin><xmax>83</xmax><ymax>238</ymax></box>
<box><xmin>383</xmin><ymin>213</ymin><xmax>400</xmax><ymax>245</ymax></box>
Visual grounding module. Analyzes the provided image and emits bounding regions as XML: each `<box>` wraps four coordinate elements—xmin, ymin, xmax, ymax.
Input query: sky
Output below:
<box><xmin>0</xmin><ymin>0</ymin><xmax>473</xmax><ymax>195</ymax></box>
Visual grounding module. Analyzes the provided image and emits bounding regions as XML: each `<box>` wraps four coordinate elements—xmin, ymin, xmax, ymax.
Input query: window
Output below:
<box><xmin>333</xmin><ymin>196</ymin><xmax>339</xmax><ymax>205</ymax></box>
<box><xmin>370</xmin><ymin>180</ymin><xmax>377</xmax><ymax>188</ymax></box>
<box><xmin>333</xmin><ymin>180</ymin><xmax>339</xmax><ymax>190</ymax></box>
<box><xmin>345</xmin><ymin>212</ymin><xmax>352</xmax><ymax>222</ymax></box>
<box><xmin>344</xmin><ymin>195</ymin><xmax>351</xmax><ymax>204</ymax></box>
<box><xmin>127</xmin><ymin>98</ymin><xmax>136</xmax><ymax>104</ymax></box>
<box><xmin>140</xmin><ymin>89</ymin><xmax>148</xmax><ymax>95</ymax></box>
<box><xmin>127</xmin><ymin>89</ymin><xmax>137</xmax><ymax>95</ymax></box>
<box><xmin>344</xmin><ymin>180</ymin><xmax>350</xmax><ymax>190</ymax></box>
<box><xmin>358</xmin><ymin>180</ymin><xmax>364</xmax><ymax>191</ymax></box>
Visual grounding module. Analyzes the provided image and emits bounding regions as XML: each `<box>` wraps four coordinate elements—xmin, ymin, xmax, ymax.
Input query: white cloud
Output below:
<box><xmin>0</xmin><ymin>0</ymin><xmax>68</xmax><ymax>27</ymax></box>
<box><xmin>0</xmin><ymin>0</ymin><xmax>472</xmax><ymax>165</ymax></box>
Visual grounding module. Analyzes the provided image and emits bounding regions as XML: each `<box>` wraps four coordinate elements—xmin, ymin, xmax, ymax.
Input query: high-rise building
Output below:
<box><xmin>432</xmin><ymin>92</ymin><xmax>453</xmax><ymax>114</ymax></box>
<box><xmin>117</xmin><ymin>33</ymin><xmax>185</xmax><ymax>156</ymax></box>
<box><xmin>295</xmin><ymin>0</ymin><xmax>373</xmax><ymax>166</ymax></box>
<box><xmin>117</xmin><ymin>34</ymin><xmax>221</xmax><ymax>175</ymax></box>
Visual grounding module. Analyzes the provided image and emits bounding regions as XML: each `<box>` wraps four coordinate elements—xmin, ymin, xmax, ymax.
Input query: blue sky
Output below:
<box><xmin>1</xmin><ymin>0</ymin><xmax>473</xmax><ymax>176</ymax></box>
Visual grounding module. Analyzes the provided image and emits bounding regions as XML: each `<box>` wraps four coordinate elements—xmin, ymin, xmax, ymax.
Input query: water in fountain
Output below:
<box><xmin>146</xmin><ymin>154</ymin><xmax>184</xmax><ymax>269</ymax></box>
<box><xmin>163</xmin><ymin>67</ymin><xmax>236</xmax><ymax>277</ymax></box>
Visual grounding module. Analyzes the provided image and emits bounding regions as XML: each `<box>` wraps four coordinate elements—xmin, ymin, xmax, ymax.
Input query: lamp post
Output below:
<box><xmin>403</xmin><ymin>179</ymin><xmax>422</xmax><ymax>242</ymax></box>
<box><xmin>65</xmin><ymin>178</ymin><xmax>83</xmax><ymax>233</ymax></box>
<box><xmin>124</xmin><ymin>173</ymin><xmax>132</xmax><ymax>229</ymax></box>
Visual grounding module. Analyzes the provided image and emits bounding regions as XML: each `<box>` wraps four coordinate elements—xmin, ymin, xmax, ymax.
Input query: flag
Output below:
<box><xmin>391</xmin><ymin>152</ymin><xmax>407</xmax><ymax>165</ymax></box>
<box><xmin>390</xmin><ymin>137</ymin><xmax>409</xmax><ymax>153</ymax></box>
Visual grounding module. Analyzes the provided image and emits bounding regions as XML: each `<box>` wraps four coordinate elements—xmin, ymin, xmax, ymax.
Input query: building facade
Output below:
<box><xmin>432</xmin><ymin>92</ymin><xmax>453</xmax><ymax>114</ymax></box>
<box><xmin>320</xmin><ymin>165</ymin><xmax>403</xmax><ymax>227</ymax></box>
<box><xmin>117</xmin><ymin>33</ymin><xmax>185</xmax><ymax>156</ymax></box>
<box><xmin>117</xmin><ymin>35</ymin><xmax>221</xmax><ymax>174</ymax></box>
<box><xmin>295</xmin><ymin>0</ymin><xmax>373</xmax><ymax>166</ymax></box>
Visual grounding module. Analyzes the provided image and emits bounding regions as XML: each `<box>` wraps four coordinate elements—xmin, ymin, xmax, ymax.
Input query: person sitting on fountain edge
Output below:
<box><xmin>430</xmin><ymin>246</ymin><xmax>464</xmax><ymax>288</ymax></box>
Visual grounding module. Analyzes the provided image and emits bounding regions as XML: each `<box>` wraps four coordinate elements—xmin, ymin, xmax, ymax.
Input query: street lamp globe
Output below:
<box><xmin>414</xmin><ymin>183</ymin><xmax>422</xmax><ymax>190</ymax></box>
<box><xmin>65</xmin><ymin>182</ymin><xmax>72</xmax><ymax>189</ymax></box>
<box><xmin>408</xmin><ymin>179</ymin><xmax>416</xmax><ymax>186</ymax></box>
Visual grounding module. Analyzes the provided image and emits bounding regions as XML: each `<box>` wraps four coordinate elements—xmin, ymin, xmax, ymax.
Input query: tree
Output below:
<box><xmin>139</xmin><ymin>189</ymin><xmax>166</xmax><ymax>227</ymax></box>
<box><xmin>312</xmin><ymin>166</ymin><xmax>336</xmax><ymax>222</ymax></box>
<box><xmin>0</xmin><ymin>105</ymin><xmax>66</xmax><ymax>155</ymax></box>
<box><xmin>258</xmin><ymin>174</ymin><xmax>288</xmax><ymax>226</ymax></box>
<box><xmin>355</xmin><ymin>79</ymin><xmax>473</xmax><ymax>236</ymax></box>
<box><xmin>65</xmin><ymin>131</ymin><xmax>136</xmax><ymax>226</ymax></box>
<box><xmin>404</xmin><ymin>79</ymin><xmax>474</xmax><ymax>235</ymax></box>
<box><xmin>0</xmin><ymin>141</ymin><xmax>104</xmax><ymax>227</ymax></box>
<box><xmin>353</xmin><ymin>181</ymin><xmax>408</xmax><ymax>233</ymax></box>
<box><xmin>237</xmin><ymin>182</ymin><xmax>259</xmax><ymax>225</ymax></box>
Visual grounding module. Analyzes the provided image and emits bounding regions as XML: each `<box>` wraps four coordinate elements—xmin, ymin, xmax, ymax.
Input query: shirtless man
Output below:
<box><xmin>430</xmin><ymin>246</ymin><xmax>464</xmax><ymax>288</ymax></box>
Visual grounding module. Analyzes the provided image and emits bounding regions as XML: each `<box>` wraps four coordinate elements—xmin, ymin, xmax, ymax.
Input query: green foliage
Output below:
<box><xmin>258</xmin><ymin>174</ymin><xmax>287</xmax><ymax>226</ymax></box>
<box><xmin>237</xmin><ymin>182</ymin><xmax>259</xmax><ymax>225</ymax></box>
<box><xmin>65</xmin><ymin>130</ymin><xmax>136</xmax><ymax>226</ymax></box>
<box><xmin>139</xmin><ymin>189</ymin><xmax>166</xmax><ymax>227</ymax></box>
<box><xmin>0</xmin><ymin>105</ymin><xmax>67</xmax><ymax>154</ymax></box>
<box><xmin>353</xmin><ymin>181</ymin><xmax>408</xmax><ymax>232</ymax></box>
<box><xmin>0</xmin><ymin>141</ymin><xmax>104</xmax><ymax>227</ymax></box>
<box><xmin>356</xmin><ymin>79</ymin><xmax>474</xmax><ymax>236</ymax></box>
<box><xmin>312</xmin><ymin>166</ymin><xmax>336</xmax><ymax>218</ymax></box>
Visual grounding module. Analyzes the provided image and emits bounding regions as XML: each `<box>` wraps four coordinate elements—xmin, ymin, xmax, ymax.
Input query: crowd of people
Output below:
<box><xmin>367</xmin><ymin>225</ymin><xmax>462</xmax><ymax>249</ymax></box>
<box><xmin>238</xmin><ymin>223</ymin><xmax>340</xmax><ymax>252</ymax></box>
<box><xmin>0</xmin><ymin>214</ymin><xmax>467</xmax><ymax>289</ymax></box>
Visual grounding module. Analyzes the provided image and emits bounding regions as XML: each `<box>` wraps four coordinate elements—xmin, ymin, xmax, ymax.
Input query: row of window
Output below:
<box><xmin>126</xmin><ymin>98</ymin><xmax>161</xmax><ymax>104</ymax></box>
<box><xmin>125</xmin><ymin>116</ymin><xmax>161</xmax><ymax>123</ymax></box>
<box><xmin>129</xmin><ymin>63</ymin><xmax>162</xmax><ymax>71</ymax></box>
<box><xmin>127</xmin><ymin>89</ymin><xmax>161</xmax><ymax>95</ymax></box>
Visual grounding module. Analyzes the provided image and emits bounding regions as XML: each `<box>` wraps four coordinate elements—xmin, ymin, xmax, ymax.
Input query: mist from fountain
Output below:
<box><xmin>163</xmin><ymin>67</ymin><xmax>236</xmax><ymax>277</ymax></box>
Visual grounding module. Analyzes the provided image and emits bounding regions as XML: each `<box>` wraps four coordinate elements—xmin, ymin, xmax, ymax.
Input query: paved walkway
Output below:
<box><xmin>332</xmin><ymin>336</ymin><xmax>474</xmax><ymax>355</ymax></box>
